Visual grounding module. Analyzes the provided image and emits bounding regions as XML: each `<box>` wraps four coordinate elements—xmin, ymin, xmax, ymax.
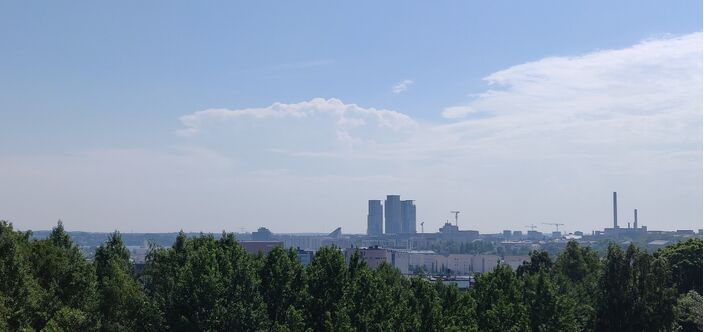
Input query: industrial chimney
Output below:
<box><xmin>613</xmin><ymin>192</ymin><xmax>618</xmax><ymax>228</ymax></box>
<box><xmin>634</xmin><ymin>209</ymin><xmax>638</xmax><ymax>229</ymax></box>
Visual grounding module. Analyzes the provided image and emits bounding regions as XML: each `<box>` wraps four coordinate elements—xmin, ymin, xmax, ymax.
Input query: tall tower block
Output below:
<box><xmin>367</xmin><ymin>200</ymin><xmax>383</xmax><ymax>236</ymax></box>
<box><xmin>384</xmin><ymin>195</ymin><xmax>402</xmax><ymax>234</ymax></box>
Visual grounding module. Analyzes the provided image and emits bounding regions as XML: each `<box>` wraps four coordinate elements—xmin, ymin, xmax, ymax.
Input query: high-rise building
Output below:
<box><xmin>401</xmin><ymin>200</ymin><xmax>416</xmax><ymax>234</ymax></box>
<box><xmin>367</xmin><ymin>200</ymin><xmax>383</xmax><ymax>236</ymax></box>
<box><xmin>385</xmin><ymin>195</ymin><xmax>402</xmax><ymax>234</ymax></box>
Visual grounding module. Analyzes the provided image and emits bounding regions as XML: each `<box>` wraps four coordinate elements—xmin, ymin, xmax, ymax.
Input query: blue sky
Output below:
<box><xmin>1</xmin><ymin>1</ymin><xmax>702</xmax><ymax>233</ymax></box>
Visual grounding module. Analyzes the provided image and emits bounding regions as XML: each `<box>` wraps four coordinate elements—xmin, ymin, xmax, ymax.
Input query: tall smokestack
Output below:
<box><xmin>634</xmin><ymin>209</ymin><xmax>638</xmax><ymax>229</ymax></box>
<box><xmin>613</xmin><ymin>192</ymin><xmax>618</xmax><ymax>228</ymax></box>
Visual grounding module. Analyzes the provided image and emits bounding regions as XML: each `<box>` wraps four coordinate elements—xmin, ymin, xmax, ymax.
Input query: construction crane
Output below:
<box><xmin>525</xmin><ymin>224</ymin><xmax>538</xmax><ymax>231</ymax></box>
<box><xmin>450</xmin><ymin>211</ymin><xmax>460</xmax><ymax>226</ymax></box>
<box><xmin>542</xmin><ymin>222</ymin><xmax>565</xmax><ymax>232</ymax></box>
<box><xmin>420</xmin><ymin>221</ymin><xmax>425</xmax><ymax>233</ymax></box>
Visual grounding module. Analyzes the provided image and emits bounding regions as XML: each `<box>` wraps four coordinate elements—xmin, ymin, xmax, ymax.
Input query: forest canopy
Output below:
<box><xmin>0</xmin><ymin>220</ymin><xmax>701</xmax><ymax>332</ymax></box>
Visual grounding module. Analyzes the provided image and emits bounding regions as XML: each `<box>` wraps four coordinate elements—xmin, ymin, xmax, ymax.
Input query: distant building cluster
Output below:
<box><xmin>367</xmin><ymin>195</ymin><xmax>416</xmax><ymax>236</ymax></box>
<box><xmin>345</xmin><ymin>246</ymin><xmax>528</xmax><ymax>276</ymax></box>
<box><xmin>67</xmin><ymin>190</ymin><xmax>700</xmax><ymax>288</ymax></box>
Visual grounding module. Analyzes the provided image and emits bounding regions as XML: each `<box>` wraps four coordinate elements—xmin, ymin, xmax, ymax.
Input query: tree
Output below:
<box><xmin>435</xmin><ymin>280</ymin><xmax>477</xmax><ymax>331</ymax></box>
<box><xmin>347</xmin><ymin>264</ymin><xmax>393</xmax><ymax>331</ymax></box>
<box><xmin>522</xmin><ymin>271</ymin><xmax>577</xmax><ymax>332</ymax></box>
<box><xmin>0</xmin><ymin>221</ymin><xmax>43</xmax><ymax>330</ymax></box>
<box><xmin>259</xmin><ymin>246</ymin><xmax>306</xmax><ymax>329</ymax></box>
<box><xmin>375</xmin><ymin>263</ymin><xmax>415</xmax><ymax>331</ymax></box>
<box><xmin>473</xmin><ymin>265</ymin><xmax>529</xmax><ymax>332</ymax></box>
<box><xmin>218</xmin><ymin>233</ymin><xmax>270</xmax><ymax>331</ymax></box>
<box><xmin>305</xmin><ymin>246</ymin><xmax>350</xmax><ymax>331</ymax></box>
<box><xmin>596</xmin><ymin>244</ymin><xmax>676</xmax><ymax>332</ymax></box>
<box><xmin>657</xmin><ymin>238</ymin><xmax>703</xmax><ymax>295</ymax></box>
<box><xmin>554</xmin><ymin>241</ymin><xmax>600</xmax><ymax>284</ymax></box>
<box><xmin>553</xmin><ymin>240</ymin><xmax>601</xmax><ymax>331</ymax></box>
<box><xmin>516</xmin><ymin>250</ymin><xmax>552</xmax><ymax>277</ymax></box>
<box><xmin>673</xmin><ymin>290</ymin><xmax>703</xmax><ymax>332</ymax></box>
<box><xmin>94</xmin><ymin>231</ymin><xmax>158</xmax><ymax>331</ymax></box>
<box><xmin>143</xmin><ymin>233</ymin><xmax>269</xmax><ymax>331</ymax></box>
<box><xmin>406</xmin><ymin>277</ymin><xmax>442</xmax><ymax>331</ymax></box>
<box><xmin>29</xmin><ymin>221</ymin><xmax>99</xmax><ymax>330</ymax></box>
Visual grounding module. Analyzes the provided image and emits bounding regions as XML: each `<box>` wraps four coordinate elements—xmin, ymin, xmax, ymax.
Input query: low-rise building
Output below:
<box><xmin>241</xmin><ymin>241</ymin><xmax>283</xmax><ymax>255</ymax></box>
<box><xmin>345</xmin><ymin>246</ymin><xmax>388</xmax><ymax>269</ymax></box>
<box><xmin>503</xmin><ymin>255</ymin><xmax>530</xmax><ymax>270</ymax></box>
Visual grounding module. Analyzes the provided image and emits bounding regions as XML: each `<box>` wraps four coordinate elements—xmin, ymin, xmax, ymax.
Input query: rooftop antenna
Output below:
<box><xmin>542</xmin><ymin>222</ymin><xmax>565</xmax><ymax>232</ymax></box>
<box><xmin>420</xmin><ymin>221</ymin><xmax>425</xmax><ymax>233</ymax></box>
<box><xmin>450</xmin><ymin>211</ymin><xmax>460</xmax><ymax>227</ymax></box>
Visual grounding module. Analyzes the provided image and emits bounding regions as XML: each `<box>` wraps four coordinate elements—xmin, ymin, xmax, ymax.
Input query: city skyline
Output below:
<box><xmin>1</xmin><ymin>2</ymin><xmax>701</xmax><ymax>233</ymax></box>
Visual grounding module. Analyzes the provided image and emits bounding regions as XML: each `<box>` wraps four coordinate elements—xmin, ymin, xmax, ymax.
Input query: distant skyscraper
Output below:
<box><xmin>385</xmin><ymin>195</ymin><xmax>402</xmax><ymax>234</ymax></box>
<box><xmin>367</xmin><ymin>200</ymin><xmax>383</xmax><ymax>236</ymax></box>
<box><xmin>401</xmin><ymin>200</ymin><xmax>416</xmax><ymax>234</ymax></box>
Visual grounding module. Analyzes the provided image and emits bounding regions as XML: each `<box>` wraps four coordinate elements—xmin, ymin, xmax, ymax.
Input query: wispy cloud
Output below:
<box><xmin>391</xmin><ymin>79</ymin><xmax>414</xmax><ymax>94</ymax></box>
<box><xmin>440</xmin><ymin>32</ymin><xmax>702</xmax><ymax>156</ymax></box>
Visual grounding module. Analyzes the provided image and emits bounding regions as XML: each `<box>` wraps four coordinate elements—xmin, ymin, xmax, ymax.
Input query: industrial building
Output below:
<box><xmin>602</xmin><ymin>192</ymin><xmax>647</xmax><ymax>237</ymax></box>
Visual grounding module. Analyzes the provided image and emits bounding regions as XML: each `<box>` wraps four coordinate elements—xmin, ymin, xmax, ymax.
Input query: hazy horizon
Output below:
<box><xmin>1</xmin><ymin>2</ymin><xmax>701</xmax><ymax>234</ymax></box>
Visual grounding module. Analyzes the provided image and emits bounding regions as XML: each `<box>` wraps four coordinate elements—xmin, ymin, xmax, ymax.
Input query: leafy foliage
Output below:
<box><xmin>0</xmin><ymin>222</ymin><xmax>700</xmax><ymax>332</ymax></box>
<box><xmin>657</xmin><ymin>238</ymin><xmax>703</xmax><ymax>295</ymax></box>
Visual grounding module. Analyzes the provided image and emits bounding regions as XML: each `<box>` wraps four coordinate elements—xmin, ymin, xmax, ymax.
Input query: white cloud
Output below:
<box><xmin>441</xmin><ymin>33</ymin><xmax>702</xmax><ymax>156</ymax></box>
<box><xmin>441</xmin><ymin>106</ymin><xmax>477</xmax><ymax>119</ymax></box>
<box><xmin>391</xmin><ymin>79</ymin><xmax>414</xmax><ymax>94</ymax></box>
<box><xmin>178</xmin><ymin>98</ymin><xmax>417</xmax><ymax>138</ymax></box>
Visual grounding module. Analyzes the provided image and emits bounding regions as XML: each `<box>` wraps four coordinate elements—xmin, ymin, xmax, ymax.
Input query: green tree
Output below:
<box><xmin>29</xmin><ymin>221</ymin><xmax>99</xmax><ymax>330</ymax></box>
<box><xmin>259</xmin><ymin>246</ymin><xmax>306</xmax><ymax>329</ymax></box>
<box><xmin>143</xmin><ymin>233</ymin><xmax>269</xmax><ymax>331</ymax></box>
<box><xmin>305</xmin><ymin>246</ymin><xmax>350</xmax><ymax>331</ymax></box>
<box><xmin>553</xmin><ymin>241</ymin><xmax>600</xmax><ymax>331</ymax></box>
<box><xmin>406</xmin><ymin>277</ymin><xmax>442</xmax><ymax>331</ymax></box>
<box><xmin>596</xmin><ymin>244</ymin><xmax>676</xmax><ymax>332</ymax></box>
<box><xmin>347</xmin><ymin>262</ymin><xmax>396</xmax><ymax>331</ymax></box>
<box><xmin>43</xmin><ymin>306</ymin><xmax>95</xmax><ymax>332</ymax></box>
<box><xmin>218</xmin><ymin>233</ymin><xmax>269</xmax><ymax>331</ymax></box>
<box><xmin>522</xmin><ymin>271</ymin><xmax>577</xmax><ymax>332</ymax></box>
<box><xmin>435</xmin><ymin>281</ymin><xmax>477</xmax><ymax>331</ymax></box>
<box><xmin>554</xmin><ymin>241</ymin><xmax>600</xmax><ymax>284</ymax></box>
<box><xmin>516</xmin><ymin>250</ymin><xmax>552</xmax><ymax>277</ymax></box>
<box><xmin>473</xmin><ymin>265</ymin><xmax>529</xmax><ymax>332</ymax></box>
<box><xmin>374</xmin><ymin>263</ymin><xmax>415</xmax><ymax>331</ymax></box>
<box><xmin>0</xmin><ymin>221</ymin><xmax>43</xmax><ymax>330</ymax></box>
<box><xmin>673</xmin><ymin>290</ymin><xmax>703</xmax><ymax>332</ymax></box>
<box><xmin>94</xmin><ymin>232</ymin><xmax>159</xmax><ymax>331</ymax></box>
<box><xmin>657</xmin><ymin>238</ymin><xmax>703</xmax><ymax>295</ymax></box>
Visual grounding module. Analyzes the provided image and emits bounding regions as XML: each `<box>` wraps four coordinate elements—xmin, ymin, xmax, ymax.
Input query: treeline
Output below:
<box><xmin>0</xmin><ymin>221</ymin><xmax>701</xmax><ymax>332</ymax></box>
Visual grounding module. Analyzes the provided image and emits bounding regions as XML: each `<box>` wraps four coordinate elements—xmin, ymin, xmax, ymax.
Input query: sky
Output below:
<box><xmin>0</xmin><ymin>1</ymin><xmax>702</xmax><ymax>234</ymax></box>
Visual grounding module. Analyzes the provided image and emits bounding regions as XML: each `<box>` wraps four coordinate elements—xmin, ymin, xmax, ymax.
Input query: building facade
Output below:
<box><xmin>385</xmin><ymin>195</ymin><xmax>402</xmax><ymax>234</ymax></box>
<box><xmin>401</xmin><ymin>200</ymin><xmax>416</xmax><ymax>234</ymax></box>
<box><xmin>345</xmin><ymin>247</ymin><xmax>389</xmax><ymax>269</ymax></box>
<box><xmin>367</xmin><ymin>200</ymin><xmax>383</xmax><ymax>236</ymax></box>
